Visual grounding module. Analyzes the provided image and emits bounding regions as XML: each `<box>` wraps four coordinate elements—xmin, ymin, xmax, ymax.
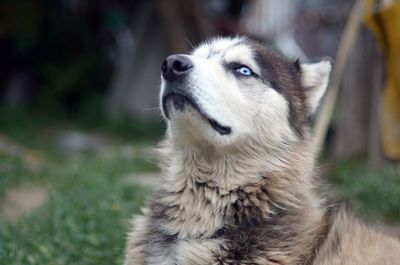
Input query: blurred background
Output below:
<box><xmin>0</xmin><ymin>0</ymin><xmax>399</xmax><ymax>264</ymax></box>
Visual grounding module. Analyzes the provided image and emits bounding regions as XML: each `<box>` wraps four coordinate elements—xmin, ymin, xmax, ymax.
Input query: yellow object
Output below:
<box><xmin>364</xmin><ymin>0</ymin><xmax>400</xmax><ymax>160</ymax></box>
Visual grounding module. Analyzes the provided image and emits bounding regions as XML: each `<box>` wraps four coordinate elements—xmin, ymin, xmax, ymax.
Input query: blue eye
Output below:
<box><xmin>236</xmin><ymin>66</ymin><xmax>253</xmax><ymax>76</ymax></box>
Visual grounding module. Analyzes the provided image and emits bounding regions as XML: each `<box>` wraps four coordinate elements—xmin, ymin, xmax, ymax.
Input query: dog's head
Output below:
<box><xmin>160</xmin><ymin>37</ymin><xmax>331</xmax><ymax>149</ymax></box>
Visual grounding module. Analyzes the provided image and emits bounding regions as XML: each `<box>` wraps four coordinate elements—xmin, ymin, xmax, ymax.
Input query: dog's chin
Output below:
<box><xmin>162</xmin><ymin>93</ymin><xmax>232</xmax><ymax>136</ymax></box>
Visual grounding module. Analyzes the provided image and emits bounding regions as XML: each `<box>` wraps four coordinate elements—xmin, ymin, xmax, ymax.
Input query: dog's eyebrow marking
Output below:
<box><xmin>223</xmin><ymin>45</ymin><xmax>260</xmax><ymax>75</ymax></box>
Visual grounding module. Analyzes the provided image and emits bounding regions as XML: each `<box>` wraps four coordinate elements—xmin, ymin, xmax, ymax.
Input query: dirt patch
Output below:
<box><xmin>0</xmin><ymin>185</ymin><xmax>48</xmax><ymax>222</ymax></box>
<box><xmin>121</xmin><ymin>172</ymin><xmax>160</xmax><ymax>187</ymax></box>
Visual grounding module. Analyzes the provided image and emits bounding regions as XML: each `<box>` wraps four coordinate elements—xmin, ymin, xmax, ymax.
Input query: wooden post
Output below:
<box><xmin>312</xmin><ymin>0</ymin><xmax>365</xmax><ymax>155</ymax></box>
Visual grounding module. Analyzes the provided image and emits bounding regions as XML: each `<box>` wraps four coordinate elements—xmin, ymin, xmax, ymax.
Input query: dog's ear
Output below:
<box><xmin>300</xmin><ymin>59</ymin><xmax>332</xmax><ymax>114</ymax></box>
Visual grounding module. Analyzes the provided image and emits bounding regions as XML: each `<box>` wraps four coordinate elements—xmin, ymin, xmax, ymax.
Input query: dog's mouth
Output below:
<box><xmin>162</xmin><ymin>92</ymin><xmax>232</xmax><ymax>136</ymax></box>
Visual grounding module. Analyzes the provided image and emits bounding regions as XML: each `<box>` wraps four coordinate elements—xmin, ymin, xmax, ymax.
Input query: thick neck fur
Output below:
<box><xmin>154</xmin><ymin>131</ymin><xmax>325</xmax><ymax>245</ymax></box>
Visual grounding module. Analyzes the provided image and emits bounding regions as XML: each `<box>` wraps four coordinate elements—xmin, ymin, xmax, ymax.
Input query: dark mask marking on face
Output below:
<box><xmin>252</xmin><ymin>42</ymin><xmax>308</xmax><ymax>137</ymax></box>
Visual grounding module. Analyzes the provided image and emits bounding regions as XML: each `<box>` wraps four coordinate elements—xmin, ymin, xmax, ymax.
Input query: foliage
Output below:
<box><xmin>330</xmin><ymin>160</ymin><xmax>400</xmax><ymax>222</ymax></box>
<box><xmin>0</xmin><ymin>0</ymin><xmax>123</xmax><ymax>118</ymax></box>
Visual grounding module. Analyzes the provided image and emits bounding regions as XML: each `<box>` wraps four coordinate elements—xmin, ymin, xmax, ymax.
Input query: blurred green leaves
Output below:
<box><xmin>1</xmin><ymin>0</ymin><xmax>112</xmax><ymax>118</ymax></box>
<box><xmin>330</xmin><ymin>160</ymin><xmax>400</xmax><ymax>222</ymax></box>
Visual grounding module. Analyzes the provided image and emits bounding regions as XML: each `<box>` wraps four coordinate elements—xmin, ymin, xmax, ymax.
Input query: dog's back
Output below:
<box><xmin>315</xmin><ymin>208</ymin><xmax>400</xmax><ymax>265</ymax></box>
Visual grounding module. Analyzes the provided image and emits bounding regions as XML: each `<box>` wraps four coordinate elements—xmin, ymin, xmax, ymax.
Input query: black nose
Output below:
<box><xmin>161</xmin><ymin>54</ymin><xmax>193</xmax><ymax>80</ymax></box>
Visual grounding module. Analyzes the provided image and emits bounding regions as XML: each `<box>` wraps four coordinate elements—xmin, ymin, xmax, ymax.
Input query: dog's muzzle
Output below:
<box><xmin>160</xmin><ymin>54</ymin><xmax>194</xmax><ymax>118</ymax></box>
<box><xmin>160</xmin><ymin>54</ymin><xmax>232</xmax><ymax>136</ymax></box>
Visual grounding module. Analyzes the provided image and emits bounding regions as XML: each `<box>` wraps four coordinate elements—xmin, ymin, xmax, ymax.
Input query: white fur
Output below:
<box><xmin>301</xmin><ymin>60</ymin><xmax>332</xmax><ymax>113</ymax></box>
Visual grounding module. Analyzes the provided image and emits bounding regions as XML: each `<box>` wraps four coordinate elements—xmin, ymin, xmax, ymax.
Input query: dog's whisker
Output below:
<box><xmin>142</xmin><ymin>106</ymin><xmax>161</xmax><ymax>111</ymax></box>
<box><xmin>185</xmin><ymin>38</ymin><xmax>195</xmax><ymax>49</ymax></box>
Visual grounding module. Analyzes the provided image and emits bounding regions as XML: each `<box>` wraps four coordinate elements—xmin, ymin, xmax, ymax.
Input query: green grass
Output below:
<box><xmin>0</xmin><ymin>106</ymin><xmax>163</xmax><ymax>264</ymax></box>
<box><xmin>0</xmin><ymin>150</ymin><xmax>153</xmax><ymax>265</ymax></box>
<box><xmin>329</xmin><ymin>160</ymin><xmax>400</xmax><ymax>222</ymax></box>
<box><xmin>0</xmin><ymin>154</ymin><xmax>34</xmax><ymax>197</ymax></box>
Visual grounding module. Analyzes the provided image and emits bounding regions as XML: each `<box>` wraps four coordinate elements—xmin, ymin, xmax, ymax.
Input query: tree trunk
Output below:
<box><xmin>332</xmin><ymin>26</ymin><xmax>384</xmax><ymax>164</ymax></box>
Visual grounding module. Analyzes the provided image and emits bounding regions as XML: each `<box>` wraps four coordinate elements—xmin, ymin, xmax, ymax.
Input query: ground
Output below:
<box><xmin>0</xmin><ymin>111</ymin><xmax>399</xmax><ymax>265</ymax></box>
<box><xmin>0</xmin><ymin>141</ymin><xmax>156</xmax><ymax>265</ymax></box>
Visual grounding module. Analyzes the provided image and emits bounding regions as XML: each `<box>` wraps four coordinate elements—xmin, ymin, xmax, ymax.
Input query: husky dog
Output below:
<box><xmin>124</xmin><ymin>37</ymin><xmax>400</xmax><ymax>265</ymax></box>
